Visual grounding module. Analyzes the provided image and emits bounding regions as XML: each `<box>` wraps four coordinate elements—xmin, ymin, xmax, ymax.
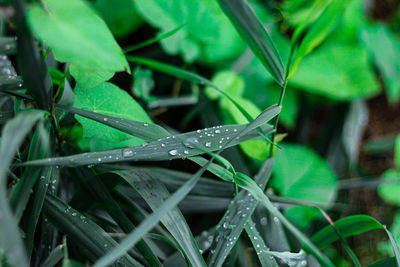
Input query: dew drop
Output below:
<box><xmin>183</xmin><ymin>149</ymin><xmax>189</xmax><ymax>155</ymax></box>
<box><xmin>223</xmin><ymin>222</ymin><xmax>229</xmax><ymax>229</ymax></box>
<box><xmin>161</xmin><ymin>143</ymin><xmax>166</xmax><ymax>147</ymax></box>
<box><xmin>205</xmin><ymin>142</ymin><xmax>211</xmax><ymax>147</ymax></box>
<box><xmin>71</xmin><ymin>212</ymin><xmax>77</xmax><ymax>216</ymax></box>
<box><xmin>215</xmin><ymin>129</ymin><xmax>220</xmax><ymax>134</ymax></box>
<box><xmin>122</xmin><ymin>149</ymin><xmax>134</xmax><ymax>157</ymax></box>
<box><xmin>143</xmin><ymin>123</ymin><xmax>149</xmax><ymax>126</ymax></box>
<box><xmin>103</xmin><ymin>118</ymin><xmax>108</xmax><ymax>121</ymax></box>
<box><xmin>168</xmin><ymin>149</ymin><xmax>178</xmax><ymax>156</ymax></box>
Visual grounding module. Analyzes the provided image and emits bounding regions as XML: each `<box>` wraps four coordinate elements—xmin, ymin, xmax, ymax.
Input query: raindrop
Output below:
<box><xmin>169</xmin><ymin>149</ymin><xmax>178</xmax><ymax>156</ymax></box>
<box><xmin>97</xmin><ymin>158</ymin><xmax>102</xmax><ymax>162</ymax></box>
<box><xmin>122</xmin><ymin>149</ymin><xmax>135</xmax><ymax>157</ymax></box>
<box><xmin>197</xmin><ymin>130</ymin><xmax>201</xmax><ymax>133</ymax></box>
<box><xmin>143</xmin><ymin>123</ymin><xmax>149</xmax><ymax>126</ymax></box>
<box><xmin>103</xmin><ymin>118</ymin><xmax>108</xmax><ymax>121</ymax></box>
<box><xmin>233</xmin><ymin>129</ymin><xmax>237</xmax><ymax>132</ymax></box>
<box><xmin>161</xmin><ymin>143</ymin><xmax>166</xmax><ymax>147</ymax></box>
<box><xmin>215</xmin><ymin>129</ymin><xmax>220</xmax><ymax>133</ymax></box>
<box><xmin>223</xmin><ymin>222</ymin><xmax>229</xmax><ymax>229</ymax></box>
<box><xmin>183</xmin><ymin>150</ymin><xmax>189</xmax><ymax>155</ymax></box>
<box><xmin>71</xmin><ymin>212</ymin><xmax>77</xmax><ymax>216</ymax></box>
<box><xmin>205</xmin><ymin>142</ymin><xmax>211</xmax><ymax>147</ymax></box>
<box><xmin>260</xmin><ymin>217</ymin><xmax>267</xmax><ymax>225</ymax></box>
<box><xmin>273</xmin><ymin>217</ymin><xmax>280</xmax><ymax>224</ymax></box>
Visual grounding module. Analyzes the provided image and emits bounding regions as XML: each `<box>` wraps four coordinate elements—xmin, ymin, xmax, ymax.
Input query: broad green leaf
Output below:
<box><xmin>94</xmin><ymin>0</ymin><xmax>143</xmax><ymax>38</ymax></box>
<box><xmin>27</xmin><ymin>0</ymin><xmax>129</xmax><ymax>87</ymax></box>
<box><xmin>290</xmin><ymin>42</ymin><xmax>380</xmax><ymax>100</ymax></box>
<box><xmin>73</xmin><ymin>82</ymin><xmax>152</xmax><ymax>151</ymax></box>
<box><xmin>271</xmin><ymin>143</ymin><xmax>338</xmax><ymax>228</ymax></box>
<box><xmin>205</xmin><ymin>71</ymin><xmax>244</xmax><ymax>100</ymax></box>
<box><xmin>361</xmin><ymin>24</ymin><xmax>400</xmax><ymax>102</ymax></box>
<box><xmin>367</xmin><ymin>257</ymin><xmax>397</xmax><ymax>267</ymax></box>
<box><xmin>113</xmin><ymin>169</ymin><xmax>206</xmax><ymax>266</ymax></box>
<box><xmin>0</xmin><ymin>109</ymin><xmax>45</xmax><ymax>267</ymax></box>
<box><xmin>43</xmin><ymin>194</ymin><xmax>141</xmax><ymax>266</ymax></box>
<box><xmin>133</xmin><ymin>0</ymin><xmax>243</xmax><ymax>63</ymax></box>
<box><xmin>218</xmin><ymin>0</ymin><xmax>285</xmax><ymax>85</ymax></box>
<box><xmin>378</xmin><ymin>169</ymin><xmax>400</xmax><ymax>206</ymax></box>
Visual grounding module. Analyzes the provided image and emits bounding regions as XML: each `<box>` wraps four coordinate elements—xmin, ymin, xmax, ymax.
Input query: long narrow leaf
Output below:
<box><xmin>43</xmin><ymin>194</ymin><xmax>142</xmax><ymax>266</ymax></box>
<box><xmin>23</xmin><ymin>122</ymin><xmax>275</xmax><ymax>167</ymax></box>
<box><xmin>0</xmin><ymin>109</ymin><xmax>44</xmax><ymax>267</ymax></box>
<box><xmin>113</xmin><ymin>168</ymin><xmax>206</xmax><ymax>266</ymax></box>
<box><xmin>217</xmin><ymin>0</ymin><xmax>285</xmax><ymax>85</ymax></box>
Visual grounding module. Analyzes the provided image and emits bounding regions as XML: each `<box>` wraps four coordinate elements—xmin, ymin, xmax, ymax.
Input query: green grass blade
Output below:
<box><xmin>0</xmin><ymin>109</ymin><xmax>44</xmax><ymax>267</ymax></box>
<box><xmin>75</xmin><ymin>168</ymin><xmax>163</xmax><ymax>267</ymax></box>
<box><xmin>311</xmin><ymin>215</ymin><xmax>400</xmax><ymax>265</ymax></box>
<box><xmin>23</xmin><ymin>122</ymin><xmax>275</xmax><ymax>167</ymax></box>
<box><xmin>24</xmin><ymin>166</ymin><xmax>53</xmax><ymax>258</ymax></box>
<box><xmin>43</xmin><ymin>194</ymin><xmax>142</xmax><ymax>266</ymax></box>
<box><xmin>244</xmin><ymin>219</ymin><xmax>278</xmax><ymax>267</ymax></box>
<box><xmin>14</xmin><ymin>0</ymin><xmax>52</xmax><ymax>111</ymax></box>
<box><xmin>124</xmin><ymin>25</ymin><xmax>184</xmax><ymax>53</ymax></box>
<box><xmin>93</xmin><ymin>161</ymin><xmax>212</xmax><ymax>267</ymax></box>
<box><xmin>366</xmin><ymin>257</ymin><xmax>397</xmax><ymax>267</ymax></box>
<box><xmin>217</xmin><ymin>0</ymin><xmax>285</xmax><ymax>86</ymax></box>
<box><xmin>57</xmin><ymin>104</ymin><xmax>171</xmax><ymax>140</ymax></box>
<box><xmin>10</xmin><ymin>119</ymin><xmax>50</xmax><ymax>221</ymax></box>
<box><xmin>233</xmin><ymin>172</ymin><xmax>334</xmax><ymax>266</ymax></box>
<box><xmin>206</xmin><ymin>159</ymin><xmax>274</xmax><ymax>267</ymax></box>
<box><xmin>42</xmin><ymin>244</ymin><xmax>64</xmax><ymax>267</ymax></box>
<box><xmin>112</xmin><ymin>168</ymin><xmax>206</xmax><ymax>266</ymax></box>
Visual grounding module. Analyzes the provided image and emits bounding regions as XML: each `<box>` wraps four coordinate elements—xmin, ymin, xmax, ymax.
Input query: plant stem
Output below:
<box><xmin>269</xmin><ymin>80</ymin><xmax>287</xmax><ymax>157</ymax></box>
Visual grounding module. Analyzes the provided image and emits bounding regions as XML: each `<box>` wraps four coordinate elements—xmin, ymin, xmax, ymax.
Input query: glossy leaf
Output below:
<box><xmin>27</xmin><ymin>0</ymin><xmax>129</xmax><ymax>87</ymax></box>
<box><xmin>73</xmin><ymin>82</ymin><xmax>152</xmax><ymax>151</ymax></box>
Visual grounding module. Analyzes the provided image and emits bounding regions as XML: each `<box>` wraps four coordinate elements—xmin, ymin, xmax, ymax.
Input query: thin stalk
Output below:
<box><xmin>269</xmin><ymin>45</ymin><xmax>296</xmax><ymax>157</ymax></box>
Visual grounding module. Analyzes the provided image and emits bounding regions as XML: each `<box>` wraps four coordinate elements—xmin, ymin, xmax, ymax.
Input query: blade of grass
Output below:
<box><xmin>233</xmin><ymin>172</ymin><xmax>334</xmax><ymax>266</ymax></box>
<box><xmin>43</xmin><ymin>193</ymin><xmax>142</xmax><ymax>266</ymax></box>
<box><xmin>14</xmin><ymin>0</ymin><xmax>52</xmax><ymax>111</ymax></box>
<box><xmin>244</xmin><ymin>218</ymin><xmax>278</xmax><ymax>267</ymax></box>
<box><xmin>124</xmin><ymin>25</ymin><xmax>184</xmax><ymax>53</ymax></box>
<box><xmin>42</xmin><ymin>244</ymin><xmax>64</xmax><ymax>267</ymax></box>
<box><xmin>217</xmin><ymin>0</ymin><xmax>285</xmax><ymax>86</ymax></box>
<box><xmin>111</xmin><ymin>168</ymin><xmax>206</xmax><ymax>266</ymax></box>
<box><xmin>206</xmin><ymin>159</ymin><xmax>274</xmax><ymax>267</ymax></box>
<box><xmin>74</xmin><ymin>168</ymin><xmax>163</xmax><ymax>267</ymax></box>
<box><xmin>23</xmin><ymin>121</ymin><xmax>275</xmax><ymax>167</ymax></box>
<box><xmin>311</xmin><ymin>215</ymin><xmax>400</xmax><ymax>265</ymax></box>
<box><xmin>0</xmin><ymin>109</ymin><xmax>44</xmax><ymax>267</ymax></box>
<box><xmin>94</xmin><ymin>103</ymin><xmax>281</xmax><ymax>266</ymax></box>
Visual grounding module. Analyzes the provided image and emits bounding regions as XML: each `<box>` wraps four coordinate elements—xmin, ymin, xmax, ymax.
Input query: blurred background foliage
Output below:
<box><xmin>2</xmin><ymin>0</ymin><xmax>400</xmax><ymax>265</ymax></box>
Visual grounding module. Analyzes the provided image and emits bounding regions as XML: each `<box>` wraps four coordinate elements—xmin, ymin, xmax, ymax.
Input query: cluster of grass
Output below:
<box><xmin>1</xmin><ymin>0</ymin><xmax>400</xmax><ymax>266</ymax></box>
